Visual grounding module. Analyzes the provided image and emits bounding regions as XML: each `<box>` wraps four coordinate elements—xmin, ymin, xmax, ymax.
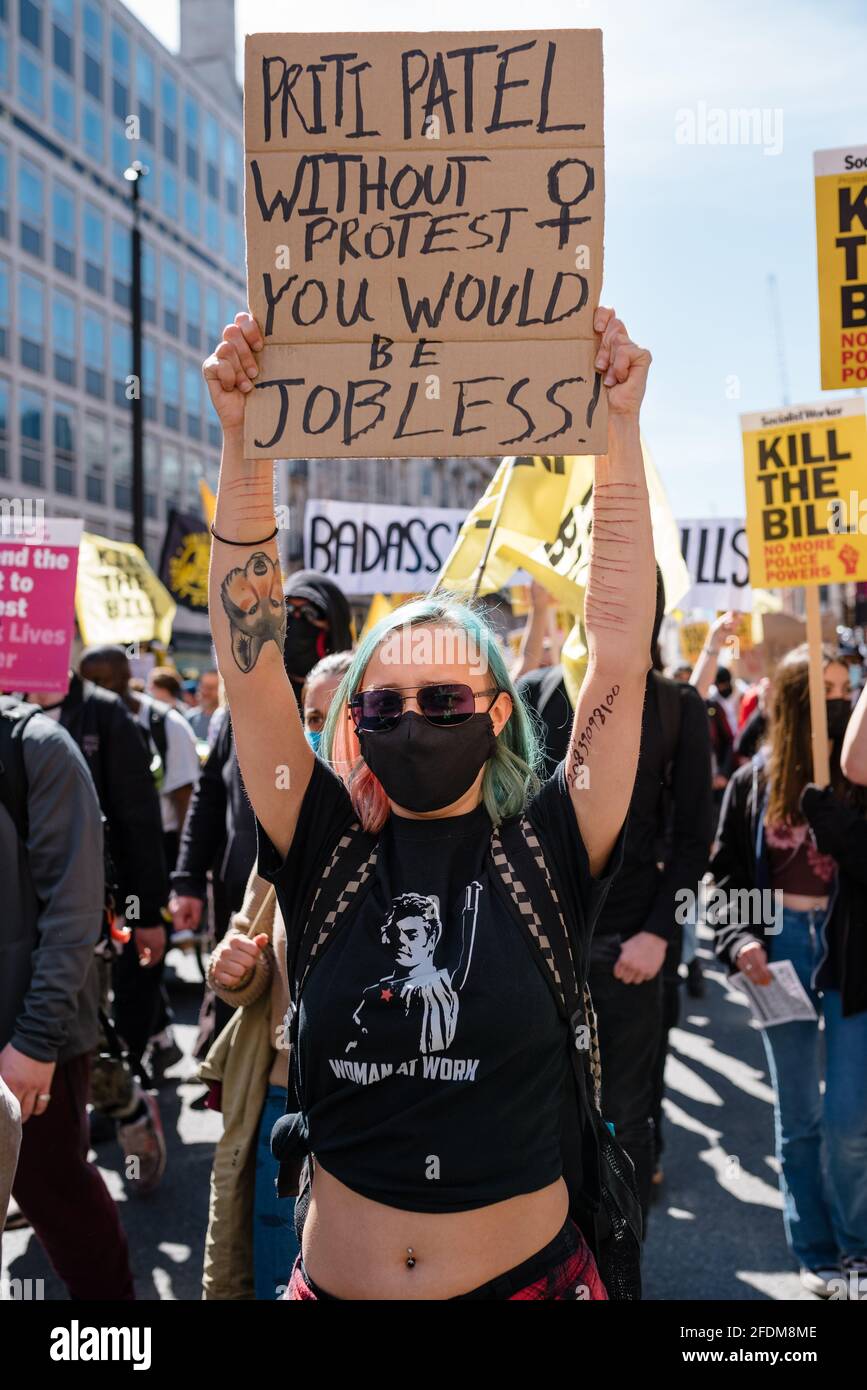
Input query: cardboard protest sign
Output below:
<box><xmin>244</xmin><ymin>30</ymin><xmax>605</xmax><ymax>458</ymax></box>
<box><xmin>678</xmin><ymin>518</ymin><xmax>751</xmax><ymax>610</ymax></box>
<box><xmin>0</xmin><ymin>519</ymin><xmax>82</xmax><ymax>691</ymax></box>
<box><xmin>304</xmin><ymin>498</ymin><xmax>466</xmax><ymax>593</ymax></box>
<box><xmin>76</xmin><ymin>533</ymin><xmax>177</xmax><ymax>646</ymax></box>
<box><xmin>741</xmin><ymin>398</ymin><xmax>867</xmax><ymax>588</ymax></box>
<box><xmin>814</xmin><ymin>146</ymin><xmax>867</xmax><ymax>390</ymax></box>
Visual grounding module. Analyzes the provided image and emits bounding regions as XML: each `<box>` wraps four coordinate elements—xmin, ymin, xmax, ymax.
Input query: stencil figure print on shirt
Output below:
<box><xmin>347</xmin><ymin>882</ymin><xmax>482</xmax><ymax>1055</ymax></box>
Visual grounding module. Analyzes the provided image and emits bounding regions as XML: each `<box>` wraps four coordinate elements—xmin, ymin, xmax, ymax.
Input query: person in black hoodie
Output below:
<box><xmin>519</xmin><ymin>571</ymin><xmax>714</xmax><ymax>1218</ymax></box>
<box><xmin>169</xmin><ymin>571</ymin><xmax>353</xmax><ymax>1050</ymax></box>
<box><xmin>710</xmin><ymin>644</ymin><xmax>867</xmax><ymax>1299</ymax></box>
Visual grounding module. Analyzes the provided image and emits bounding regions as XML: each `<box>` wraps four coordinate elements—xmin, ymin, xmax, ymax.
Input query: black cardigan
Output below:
<box><xmin>710</xmin><ymin>757</ymin><xmax>867</xmax><ymax>1018</ymax></box>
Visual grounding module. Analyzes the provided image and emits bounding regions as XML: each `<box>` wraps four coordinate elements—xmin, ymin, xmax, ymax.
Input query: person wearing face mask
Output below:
<box><xmin>710</xmin><ymin>644</ymin><xmax>867</xmax><ymax>1298</ymax></box>
<box><xmin>199</xmin><ymin>650</ymin><xmax>353</xmax><ymax>1301</ymax></box>
<box><xmin>203</xmin><ymin>305</ymin><xmax>655</xmax><ymax>1302</ymax></box>
<box><xmin>282</xmin><ymin>572</ymin><xmax>354</xmax><ymax>707</ymax></box>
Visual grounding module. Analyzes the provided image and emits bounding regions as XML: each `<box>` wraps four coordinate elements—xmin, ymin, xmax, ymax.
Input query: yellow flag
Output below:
<box><xmin>434</xmin><ymin>455</ymin><xmax>586</xmax><ymax>597</ymax></box>
<box><xmin>436</xmin><ymin>443</ymin><xmax>689</xmax><ymax>707</ymax></box>
<box><xmin>560</xmin><ymin>615</ymin><xmax>589</xmax><ymax>709</ymax></box>
<box><xmin>199</xmin><ymin>478</ymin><xmax>217</xmax><ymax>525</ymax></box>
<box><xmin>76</xmin><ymin>533</ymin><xmax>176</xmax><ymax>646</ymax></box>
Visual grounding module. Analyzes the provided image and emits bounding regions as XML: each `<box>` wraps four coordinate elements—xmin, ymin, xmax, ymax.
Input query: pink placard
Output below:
<box><xmin>0</xmin><ymin>518</ymin><xmax>83</xmax><ymax>693</ymax></box>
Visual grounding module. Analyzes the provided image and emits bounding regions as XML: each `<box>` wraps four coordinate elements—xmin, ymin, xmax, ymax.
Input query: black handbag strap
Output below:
<box><xmin>492</xmin><ymin>815</ymin><xmax>602</xmax><ymax>1113</ymax></box>
<box><xmin>288</xmin><ymin>822</ymin><xmax>379</xmax><ymax>1001</ymax></box>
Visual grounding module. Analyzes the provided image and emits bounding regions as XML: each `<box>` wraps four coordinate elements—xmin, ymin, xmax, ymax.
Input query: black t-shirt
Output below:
<box><xmin>257</xmin><ymin>758</ymin><xmax>622</xmax><ymax>1214</ymax></box>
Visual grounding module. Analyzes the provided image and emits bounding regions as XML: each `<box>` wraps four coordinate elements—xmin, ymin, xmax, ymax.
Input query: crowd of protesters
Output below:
<box><xmin>2</xmin><ymin>320</ymin><xmax>866</xmax><ymax>1301</ymax></box>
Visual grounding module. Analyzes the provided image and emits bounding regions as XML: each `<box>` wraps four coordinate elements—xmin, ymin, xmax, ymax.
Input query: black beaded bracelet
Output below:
<box><xmin>209</xmin><ymin>522</ymin><xmax>278</xmax><ymax>546</ymax></box>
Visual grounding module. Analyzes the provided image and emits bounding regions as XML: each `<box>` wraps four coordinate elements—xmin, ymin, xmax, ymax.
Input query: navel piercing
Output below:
<box><xmin>406</xmin><ymin>1247</ymin><xmax>416</xmax><ymax>1269</ymax></box>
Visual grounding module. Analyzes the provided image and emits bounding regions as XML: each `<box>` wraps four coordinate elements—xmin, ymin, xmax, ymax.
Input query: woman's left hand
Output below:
<box><xmin>594</xmin><ymin>307</ymin><xmax>652</xmax><ymax>417</ymax></box>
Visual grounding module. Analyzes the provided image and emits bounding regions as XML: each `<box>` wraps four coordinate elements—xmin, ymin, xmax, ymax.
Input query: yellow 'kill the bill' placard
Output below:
<box><xmin>814</xmin><ymin>146</ymin><xmax>867</xmax><ymax>391</ymax></box>
<box><xmin>741</xmin><ymin>397</ymin><xmax>867</xmax><ymax>588</ymax></box>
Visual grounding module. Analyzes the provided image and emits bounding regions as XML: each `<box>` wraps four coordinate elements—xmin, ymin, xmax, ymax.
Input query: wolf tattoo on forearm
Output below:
<box><xmin>219</xmin><ymin>551</ymin><xmax>286</xmax><ymax>673</ymax></box>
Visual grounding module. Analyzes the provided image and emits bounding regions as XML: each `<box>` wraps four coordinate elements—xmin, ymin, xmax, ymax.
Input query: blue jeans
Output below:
<box><xmin>254</xmin><ymin>1085</ymin><xmax>299</xmax><ymax>1300</ymax></box>
<box><xmin>761</xmin><ymin>908</ymin><xmax>867</xmax><ymax>1269</ymax></box>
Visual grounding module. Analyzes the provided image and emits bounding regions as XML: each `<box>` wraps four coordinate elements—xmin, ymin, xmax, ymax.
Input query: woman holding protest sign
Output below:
<box><xmin>202</xmin><ymin>305</ymin><xmax>655</xmax><ymax>1301</ymax></box>
<box><xmin>710</xmin><ymin>645</ymin><xmax>867</xmax><ymax>1298</ymax></box>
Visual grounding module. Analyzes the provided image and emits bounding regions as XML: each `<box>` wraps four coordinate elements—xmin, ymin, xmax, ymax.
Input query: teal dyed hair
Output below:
<box><xmin>322</xmin><ymin>594</ymin><xmax>544</xmax><ymax>829</ymax></box>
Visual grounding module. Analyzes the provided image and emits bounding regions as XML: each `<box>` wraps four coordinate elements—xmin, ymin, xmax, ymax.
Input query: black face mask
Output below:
<box><xmin>826</xmin><ymin>698</ymin><xmax>851</xmax><ymax>742</ymax></box>
<box><xmin>357</xmin><ymin>712</ymin><xmax>497</xmax><ymax>813</ymax></box>
<box><xmin>284</xmin><ymin>614</ymin><xmax>326</xmax><ymax>683</ymax></box>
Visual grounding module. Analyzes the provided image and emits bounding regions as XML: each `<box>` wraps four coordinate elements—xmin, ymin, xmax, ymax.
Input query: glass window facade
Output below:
<box><xmin>18</xmin><ymin>157</ymin><xmax>44</xmax><ymax>257</ymax></box>
<box><xmin>184</xmin><ymin>361</ymin><xmax>201</xmax><ymax>437</ymax></box>
<box><xmin>163</xmin><ymin>255</ymin><xmax>180</xmax><ymax>335</ymax></box>
<box><xmin>52</xmin><ymin>287</ymin><xmax>75</xmax><ymax>384</ymax></box>
<box><xmin>20</xmin><ymin>0</ymin><xmax>42</xmax><ymax>48</ymax></box>
<box><xmin>142</xmin><ymin>337</ymin><xmax>156</xmax><ymax>420</ymax></box>
<box><xmin>83</xmin><ymin>101</ymin><xmax>103</xmax><ymax>161</ymax></box>
<box><xmin>0</xmin><ymin>256</ymin><xmax>8</xmax><ymax>357</ymax></box>
<box><xmin>52</xmin><ymin>179</ymin><xmax>75</xmax><ymax>275</ymax></box>
<box><xmin>20</xmin><ymin>385</ymin><xmax>44</xmax><ymax>486</ymax></box>
<box><xmin>0</xmin><ymin>142</ymin><xmax>7</xmax><ymax>241</ymax></box>
<box><xmin>83</xmin><ymin>201</ymin><xmax>105</xmax><ymax>293</ymax></box>
<box><xmin>84</xmin><ymin>411</ymin><xmax>105</xmax><ymax>503</ymax></box>
<box><xmin>18</xmin><ymin>48</ymin><xmax>43</xmax><ymax>114</ymax></box>
<box><xmin>53</xmin><ymin>397</ymin><xmax>76</xmax><ymax>494</ymax></box>
<box><xmin>111</xmin><ymin>219</ymin><xmax>130</xmax><ymax>306</ymax></box>
<box><xmin>142</xmin><ymin>239</ymin><xmax>156</xmax><ymax>322</ymax></box>
<box><xmin>111</xmin><ymin>318</ymin><xmax>130</xmax><ymax>405</ymax></box>
<box><xmin>162</xmin><ymin>348</ymin><xmax>179</xmax><ymax>429</ymax></box>
<box><xmin>83</xmin><ymin>309</ymin><xmax>104</xmax><ymax>397</ymax></box>
<box><xmin>0</xmin><ymin>377</ymin><xmax>9</xmax><ymax>477</ymax></box>
<box><xmin>19</xmin><ymin>270</ymin><xmax>44</xmax><ymax>371</ymax></box>
<box><xmin>184</xmin><ymin>270</ymin><xmax>200</xmax><ymax>347</ymax></box>
<box><xmin>51</xmin><ymin>74</ymin><xmax>74</xmax><ymax>135</ymax></box>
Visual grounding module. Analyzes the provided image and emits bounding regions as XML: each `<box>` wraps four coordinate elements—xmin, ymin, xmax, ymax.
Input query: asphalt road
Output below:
<box><xmin>4</xmin><ymin>931</ymin><xmax>817</xmax><ymax>1302</ymax></box>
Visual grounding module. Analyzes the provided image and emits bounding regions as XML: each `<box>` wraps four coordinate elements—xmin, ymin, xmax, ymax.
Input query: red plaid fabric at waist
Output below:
<box><xmin>283</xmin><ymin>1219</ymin><xmax>608</xmax><ymax>1302</ymax></box>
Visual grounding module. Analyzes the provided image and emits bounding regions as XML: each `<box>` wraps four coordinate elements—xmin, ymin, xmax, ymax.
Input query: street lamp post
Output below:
<box><xmin>124</xmin><ymin>160</ymin><xmax>148</xmax><ymax>553</ymax></box>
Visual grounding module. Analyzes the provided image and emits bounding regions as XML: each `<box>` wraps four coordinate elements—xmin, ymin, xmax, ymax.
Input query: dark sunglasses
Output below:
<box><xmin>285</xmin><ymin>600</ymin><xmax>325</xmax><ymax>625</ymax></box>
<box><xmin>349</xmin><ymin>683</ymin><xmax>498</xmax><ymax>733</ymax></box>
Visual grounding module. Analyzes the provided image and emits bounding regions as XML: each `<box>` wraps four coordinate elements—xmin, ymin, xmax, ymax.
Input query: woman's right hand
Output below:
<box><xmin>735</xmin><ymin>940</ymin><xmax>772</xmax><ymax>986</ymax></box>
<box><xmin>707</xmin><ymin>610</ymin><xmax>741</xmax><ymax>653</ymax></box>
<box><xmin>202</xmin><ymin>311</ymin><xmax>264</xmax><ymax>432</ymax></box>
<box><xmin>212</xmin><ymin>932</ymin><xmax>269</xmax><ymax>990</ymax></box>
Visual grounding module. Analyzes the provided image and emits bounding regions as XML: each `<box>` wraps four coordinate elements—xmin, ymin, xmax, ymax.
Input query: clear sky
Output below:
<box><xmin>123</xmin><ymin>0</ymin><xmax>867</xmax><ymax>518</ymax></box>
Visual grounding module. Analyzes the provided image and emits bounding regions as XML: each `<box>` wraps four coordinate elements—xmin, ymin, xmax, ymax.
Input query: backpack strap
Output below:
<box><xmin>490</xmin><ymin>813</ymin><xmax>605</xmax><ymax>1218</ymax></box>
<box><xmin>492</xmin><ymin>814</ymin><xmax>602</xmax><ymax>1113</ymax></box>
<box><xmin>147</xmin><ymin>701</ymin><xmax>169</xmax><ymax>769</ymax></box>
<box><xmin>288</xmin><ymin>822</ymin><xmax>379</xmax><ymax>999</ymax></box>
<box><xmin>275</xmin><ymin>818</ymin><xmax>378</xmax><ymax>1208</ymax></box>
<box><xmin>520</xmin><ymin>816</ymin><xmax>604</xmax><ymax>1112</ymax></box>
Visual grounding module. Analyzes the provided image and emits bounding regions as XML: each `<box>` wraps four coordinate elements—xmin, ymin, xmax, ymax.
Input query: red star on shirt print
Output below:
<box><xmin>380</xmin><ymin>987</ymin><xmax>394</xmax><ymax>1002</ymax></box>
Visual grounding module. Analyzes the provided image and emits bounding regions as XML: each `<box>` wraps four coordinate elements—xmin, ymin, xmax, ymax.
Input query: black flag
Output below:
<box><xmin>158</xmin><ymin>509</ymin><xmax>210</xmax><ymax>612</ymax></box>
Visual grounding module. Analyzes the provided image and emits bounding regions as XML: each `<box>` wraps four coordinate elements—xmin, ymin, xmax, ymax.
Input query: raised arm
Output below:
<box><xmin>565</xmin><ymin>308</ymin><xmax>656</xmax><ymax>876</ymax></box>
<box><xmin>690</xmin><ymin>611</ymin><xmax>741</xmax><ymax>698</ymax></box>
<box><xmin>841</xmin><ymin>679</ymin><xmax>867</xmax><ymax>785</ymax></box>
<box><xmin>511</xmin><ymin>582</ymin><xmax>560</xmax><ymax>681</ymax></box>
<box><xmin>203</xmin><ymin>313</ymin><xmax>313</xmax><ymax>857</ymax></box>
